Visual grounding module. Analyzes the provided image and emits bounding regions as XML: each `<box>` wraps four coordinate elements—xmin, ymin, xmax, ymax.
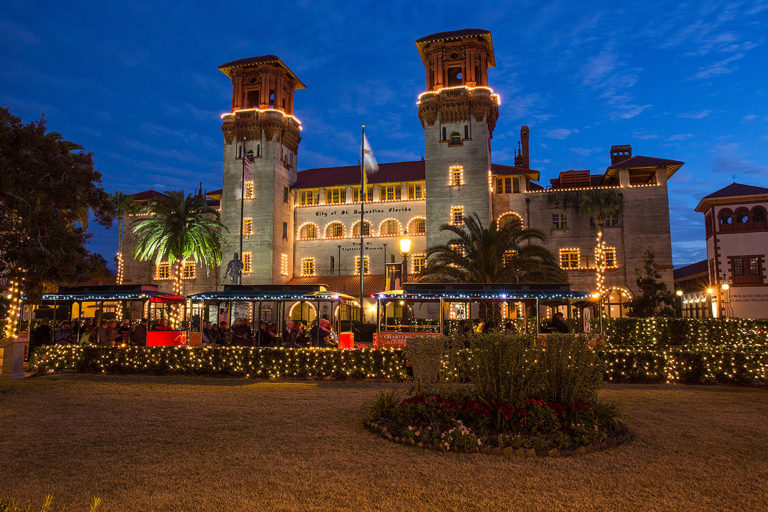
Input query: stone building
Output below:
<box><xmin>675</xmin><ymin>183</ymin><xmax>768</xmax><ymax>318</ymax></box>
<box><xmin>121</xmin><ymin>28</ymin><xmax>685</xmax><ymax>319</ymax></box>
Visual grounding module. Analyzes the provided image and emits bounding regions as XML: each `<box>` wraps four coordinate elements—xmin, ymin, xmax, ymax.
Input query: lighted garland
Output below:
<box><xmin>3</xmin><ymin>272</ymin><xmax>25</xmax><ymax>339</ymax></box>
<box><xmin>30</xmin><ymin>344</ymin><xmax>767</xmax><ymax>385</ymax></box>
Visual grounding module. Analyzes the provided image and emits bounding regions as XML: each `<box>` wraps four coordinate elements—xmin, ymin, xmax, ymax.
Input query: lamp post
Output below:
<box><xmin>720</xmin><ymin>283</ymin><xmax>730</xmax><ymax>318</ymax></box>
<box><xmin>399</xmin><ymin>237</ymin><xmax>412</xmax><ymax>283</ymax></box>
<box><xmin>675</xmin><ymin>289</ymin><xmax>683</xmax><ymax>317</ymax></box>
<box><xmin>399</xmin><ymin>237</ymin><xmax>412</xmax><ymax>329</ymax></box>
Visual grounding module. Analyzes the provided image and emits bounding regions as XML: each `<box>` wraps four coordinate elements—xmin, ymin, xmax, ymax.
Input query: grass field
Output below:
<box><xmin>0</xmin><ymin>375</ymin><xmax>766</xmax><ymax>512</ymax></box>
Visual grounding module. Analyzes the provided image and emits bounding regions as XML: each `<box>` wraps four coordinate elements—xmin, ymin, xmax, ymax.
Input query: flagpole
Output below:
<box><xmin>239</xmin><ymin>139</ymin><xmax>246</xmax><ymax>285</ymax></box>
<box><xmin>359</xmin><ymin>125</ymin><xmax>365</xmax><ymax>323</ymax></box>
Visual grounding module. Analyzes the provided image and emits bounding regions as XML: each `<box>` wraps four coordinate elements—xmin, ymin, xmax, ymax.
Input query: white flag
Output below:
<box><xmin>363</xmin><ymin>133</ymin><xmax>379</xmax><ymax>174</ymax></box>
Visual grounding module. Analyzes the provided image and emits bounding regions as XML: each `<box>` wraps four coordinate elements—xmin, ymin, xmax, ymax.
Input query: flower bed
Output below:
<box><xmin>365</xmin><ymin>391</ymin><xmax>630</xmax><ymax>455</ymax></box>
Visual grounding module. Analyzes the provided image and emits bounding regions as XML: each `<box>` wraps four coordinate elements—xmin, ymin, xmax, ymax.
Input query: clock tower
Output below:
<box><xmin>218</xmin><ymin>55</ymin><xmax>305</xmax><ymax>284</ymax></box>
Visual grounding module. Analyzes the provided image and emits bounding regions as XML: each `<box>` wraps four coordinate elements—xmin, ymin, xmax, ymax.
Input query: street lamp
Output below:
<box><xmin>399</xmin><ymin>237</ymin><xmax>412</xmax><ymax>283</ymax></box>
<box><xmin>676</xmin><ymin>290</ymin><xmax>683</xmax><ymax>297</ymax></box>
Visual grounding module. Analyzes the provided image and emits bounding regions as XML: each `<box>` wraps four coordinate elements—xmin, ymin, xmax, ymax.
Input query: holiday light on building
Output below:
<box><xmin>116</xmin><ymin>251</ymin><xmax>125</xmax><ymax>285</ymax></box>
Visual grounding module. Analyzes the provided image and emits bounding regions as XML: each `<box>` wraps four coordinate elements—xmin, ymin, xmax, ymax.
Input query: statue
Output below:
<box><xmin>223</xmin><ymin>252</ymin><xmax>244</xmax><ymax>285</ymax></box>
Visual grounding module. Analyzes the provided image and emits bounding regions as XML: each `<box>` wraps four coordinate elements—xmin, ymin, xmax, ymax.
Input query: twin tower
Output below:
<box><xmin>218</xmin><ymin>29</ymin><xmax>501</xmax><ymax>284</ymax></box>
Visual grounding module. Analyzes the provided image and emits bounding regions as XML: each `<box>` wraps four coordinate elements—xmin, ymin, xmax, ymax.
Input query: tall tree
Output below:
<box><xmin>107</xmin><ymin>191</ymin><xmax>138</xmax><ymax>284</ymax></box>
<box><xmin>132</xmin><ymin>190</ymin><xmax>225</xmax><ymax>326</ymax></box>
<box><xmin>0</xmin><ymin>108</ymin><xmax>113</xmax><ymax>303</ymax></box>
<box><xmin>579</xmin><ymin>190</ymin><xmax>623</xmax><ymax>295</ymax></box>
<box><xmin>420</xmin><ymin>213</ymin><xmax>565</xmax><ymax>284</ymax></box>
<box><xmin>628</xmin><ymin>250</ymin><xmax>675</xmax><ymax>317</ymax></box>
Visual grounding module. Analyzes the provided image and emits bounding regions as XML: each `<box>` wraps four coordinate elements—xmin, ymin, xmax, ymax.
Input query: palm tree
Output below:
<box><xmin>579</xmin><ymin>190</ymin><xmax>623</xmax><ymax>295</ymax></box>
<box><xmin>132</xmin><ymin>190</ymin><xmax>226</xmax><ymax>326</ymax></box>
<box><xmin>108</xmin><ymin>191</ymin><xmax>137</xmax><ymax>284</ymax></box>
<box><xmin>420</xmin><ymin>213</ymin><xmax>565</xmax><ymax>284</ymax></box>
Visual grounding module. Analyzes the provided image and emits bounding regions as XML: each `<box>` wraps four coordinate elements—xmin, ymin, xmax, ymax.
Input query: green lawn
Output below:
<box><xmin>0</xmin><ymin>376</ymin><xmax>766</xmax><ymax>511</ymax></box>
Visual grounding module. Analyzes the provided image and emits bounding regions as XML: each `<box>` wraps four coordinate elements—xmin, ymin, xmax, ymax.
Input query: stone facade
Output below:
<box><xmin>119</xmin><ymin>29</ymin><xmax>684</xmax><ymax>318</ymax></box>
<box><xmin>695</xmin><ymin>184</ymin><xmax>768</xmax><ymax>318</ymax></box>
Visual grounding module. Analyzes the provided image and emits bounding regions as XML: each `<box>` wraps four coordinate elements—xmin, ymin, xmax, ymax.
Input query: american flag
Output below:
<box><xmin>244</xmin><ymin>150</ymin><xmax>252</xmax><ymax>181</ymax></box>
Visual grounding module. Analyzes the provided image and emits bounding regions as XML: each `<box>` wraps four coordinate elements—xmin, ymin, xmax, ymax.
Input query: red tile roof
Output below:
<box><xmin>217</xmin><ymin>55</ymin><xmax>306</xmax><ymax>89</ymax></box>
<box><xmin>703</xmin><ymin>182</ymin><xmax>768</xmax><ymax>199</ymax></box>
<box><xmin>294</xmin><ymin>161</ymin><xmax>539</xmax><ymax>189</ymax></box>
<box><xmin>130</xmin><ymin>190</ymin><xmax>167</xmax><ymax>201</ymax></box>
<box><xmin>288</xmin><ymin>276</ymin><xmax>386</xmax><ymax>298</ymax></box>
<box><xmin>673</xmin><ymin>260</ymin><xmax>708</xmax><ymax>280</ymax></box>
<box><xmin>607</xmin><ymin>155</ymin><xmax>683</xmax><ymax>170</ymax></box>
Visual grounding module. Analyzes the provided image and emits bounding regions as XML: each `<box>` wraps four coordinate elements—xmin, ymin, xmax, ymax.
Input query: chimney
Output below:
<box><xmin>520</xmin><ymin>126</ymin><xmax>530</xmax><ymax>168</ymax></box>
<box><xmin>610</xmin><ymin>144</ymin><xmax>632</xmax><ymax>165</ymax></box>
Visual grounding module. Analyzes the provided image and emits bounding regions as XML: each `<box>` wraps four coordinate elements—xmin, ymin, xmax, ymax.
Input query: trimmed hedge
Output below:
<box><xmin>598</xmin><ymin>317</ymin><xmax>768</xmax><ymax>348</ymax></box>
<box><xmin>31</xmin><ymin>345</ymin><xmax>768</xmax><ymax>385</ymax></box>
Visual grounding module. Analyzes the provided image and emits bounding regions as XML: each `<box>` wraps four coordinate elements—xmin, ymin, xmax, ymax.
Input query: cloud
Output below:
<box><xmin>580</xmin><ymin>51</ymin><xmax>618</xmax><ymax>86</ymax></box>
<box><xmin>570</xmin><ymin>147</ymin><xmax>602</xmax><ymax>156</ymax></box>
<box><xmin>744</xmin><ymin>114</ymin><xmax>759</xmax><ymax>121</ymax></box>
<box><xmin>678</xmin><ymin>110</ymin><xmax>711</xmax><ymax>119</ymax></box>
<box><xmin>545</xmin><ymin>128</ymin><xmax>578</xmax><ymax>139</ymax></box>
<box><xmin>667</xmin><ymin>133</ymin><xmax>694</xmax><ymax>141</ymax></box>
<box><xmin>632</xmin><ymin>132</ymin><xmax>658</xmax><ymax>140</ymax></box>
<box><xmin>692</xmin><ymin>53</ymin><xmax>746</xmax><ymax>80</ymax></box>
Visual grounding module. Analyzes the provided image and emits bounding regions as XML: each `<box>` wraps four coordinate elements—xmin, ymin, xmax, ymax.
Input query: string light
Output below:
<box><xmin>3</xmin><ymin>272</ymin><xmax>25</xmax><ymax>339</ymax></box>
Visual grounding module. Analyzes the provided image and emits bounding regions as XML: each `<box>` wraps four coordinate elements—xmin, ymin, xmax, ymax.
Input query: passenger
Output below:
<box><xmin>545</xmin><ymin>312</ymin><xmax>569</xmax><ymax>334</ymax></box>
<box><xmin>131</xmin><ymin>319</ymin><xmax>148</xmax><ymax>346</ymax></box>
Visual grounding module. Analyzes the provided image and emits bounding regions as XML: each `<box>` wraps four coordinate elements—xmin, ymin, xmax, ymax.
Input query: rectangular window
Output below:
<box><xmin>407</xmin><ymin>182</ymin><xmax>424</xmax><ymax>200</ymax></box>
<box><xmin>502</xmin><ymin>250</ymin><xmax>516</xmax><ymax>266</ymax></box>
<box><xmin>301</xmin><ymin>257</ymin><xmax>315</xmax><ymax>276</ymax></box>
<box><xmin>283</xmin><ymin>186</ymin><xmax>289</xmax><ymax>203</ymax></box>
<box><xmin>604</xmin><ymin>247</ymin><xmax>617</xmax><ymax>268</ymax></box>
<box><xmin>245</xmin><ymin>181</ymin><xmax>254</xmax><ymax>199</ymax></box>
<box><xmin>354</xmin><ymin>255</ymin><xmax>369</xmax><ymax>276</ymax></box>
<box><xmin>449</xmin><ymin>166</ymin><xmax>464</xmax><ymax>186</ymax></box>
<box><xmin>513</xmin><ymin>177</ymin><xmax>520</xmax><ymax>193</ymax></box>
<box><xmin>280</xmin><ymin>254</ymin><xmax>289</xmax><ymax>276</ymax></box>
<box><xmin>464</xmin><ymin>125</ymin><xmax>469</xmax><ymax>139</ymax></box>
<box><xmin>382</xmin><ymin>219</ymin><xmax>399</xmax><ymax>236</ymax></box>
<box><xmin>242</xmin><ymin>252</ymin><xmax>252</xmax><ymax>274</ymax></box>
<box><xmin>749</xmin><ymin>257</ymin><xmax>760</xmax><ymax>275</ymax></box>
<box><xmin>414</xmin><ymin>218</ymin><xmax>426</xmax><ymax>234</ymax></box>
<box><xmin>449</xmin><ymin>244</ymin><xmax>465</xmax><ymax>257</ymax></box>
<box><xmin>282</xmin><ymin>222</ymin><xmax>288</xmax><ymax>239</ymax></box>
<box><xmin>413</xmin><ymin>254</ymin><xmax>426</xmax><ymax>274</ymax></box>
<box><xmin>242</xmin><ymin>218</ymin><xmax>253</xmax><ymax>236</ymax></box>
<box><xmin>330</xmin><ymin>256</ymin><xmax>335</xmax><ymax>273</ymax></box>
<box><xmin>182</xmin><ymin>260</ymin><xmax>195</xmax><ymax>279</ymax></box>
<box><xmin>733</xmin><ymin>257</ymin><xmax>744</xmax><ymax>276</ymax></box>
<box><xmin>325</xmin><ymin>187</ymin><xmax>346</xmax><ymax>205</ymax></box>
<box><xmin>552</xmin><ymin>213</ymin><xmax>568</xmax><ymax>230</ymax></box>
<box><xmin>352</xmin><ymin>186</ymin><xmax>373</xmax><ymax>203</ymax></box>
<box><xmin>155</xmin><ymin>262</ymin><xmax>171</xmax><ymax>280</ymax></box>
<box><xmin>379</xmin><ymin>184</ymin><xmax>401</xmax><ymax>201</ymax></box>
<box><xmin>451</xmin><ymin>206</ymin><xmax>464</xmax><ymax>226</ymax></box>
<box><xmin>560</xmin><ymin>249</ymin><xmax>580</xmax><ymax>269</ymax></box>
<box><xmin>299</xmin><ymin>189</ymin><xmax>316</xmax><ymax>206</ymax></box>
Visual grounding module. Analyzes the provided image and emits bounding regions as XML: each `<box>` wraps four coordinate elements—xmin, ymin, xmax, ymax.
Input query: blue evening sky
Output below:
<box><xmin>2</xmin><ymin>1</ymin><xmax>767</xmax><ymax>269</ymax></box>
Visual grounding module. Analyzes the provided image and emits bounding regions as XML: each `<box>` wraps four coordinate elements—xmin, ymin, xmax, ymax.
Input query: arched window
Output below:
<box><xmin>353</xmin><ymin>221</ymin><xmax>372</xmax><ymax>237</ymax></box>
<box><xmin>735</xmin><ymin>207</ymin><xmax>750</xmax><ymax>225</ymax></box>
<box><xmin>497</xmin><ymin>212</ymin><xmax>524</xmax><ymax>229</ymax></box>
<box><xmin>449</xmin><ymin>131</ymin><xmax>462</xmax><ymax>146</ymax></box>
<box><xmin>379</xmin><ymin>219</ymin><xmax>401</xmax><ymax>237</ymax></box>
<box><xmin>325</xmin><ymin>222</ymin><xmax>345</xmax><ymax>239</ymax></box>
<box><xmin>299</xmin><ymin>223</ymin><xmax>318</xmax><ymax>240</ymax></box>
<box><xmin>408</xmin><ymin>218</ymin><xmax>426</xmax><ymax>235</ymax></box>
<box><xmin>718</xmin><ymin>209</ymin><xmax>733</xmax><ymax>227</ymax></box>
<box><xmin>752</xmin><ymin>206</ymin><xmax>767</xmax><ymax>227</ymax></box>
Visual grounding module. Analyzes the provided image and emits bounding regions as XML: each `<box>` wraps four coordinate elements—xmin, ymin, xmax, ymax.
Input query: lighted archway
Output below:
<box><xmin>407</xmin><ymin>217</ymin><xmax>426</xmax><ymax>235</ymax></box>
<box><xmin>497</xmin><ymin>211</ymin><xmax>524</xmax><ymax>229</ymax></box>
<box><xmin>604</xmin><ymin>287</ymin><xmax>633</xmax><ymax>318</ymax></box>
<box><xmin>378</xmin><ymin>218</ymin><xmax>403</xmax><ymax>237</ymax></box>
<box><xmin>298</xmin><ymin>222</ymin><xmax>320</xmax><ymax>240</ymax></box>
<box><xmin>288</xmin><ymin>301</ymin><xmax>317</xmax><ymax>324</ymax></box>
<box><xmin>325</xmin><ymin>221</ymin><xmax>345</xmax><ymax>239</ymax></box>
<box><xmin>352</xmin><ymin>220</ymin><xmax>373</xmax><ymax>237</ymax></box>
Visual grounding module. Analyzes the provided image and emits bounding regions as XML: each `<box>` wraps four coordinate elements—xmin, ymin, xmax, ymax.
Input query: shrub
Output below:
<box><xmin>538</xmin><ymin>334</ymin><xmax>604</xmax><ymax>404</ymax></box>
<box><xmin>465</xmin><ymin>332</ymin><xmax>540</xmax><ymax>405</ymax></box>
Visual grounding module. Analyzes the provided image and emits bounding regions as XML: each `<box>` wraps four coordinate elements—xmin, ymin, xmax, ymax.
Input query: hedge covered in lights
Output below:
<box><xmin>30</xmin><ymin>344</ymin><xmax>768</xmax><ymax>385</ymax></box>
<box><xmin>30</xmin><ymin>346</ymin><xmax>408</xmax><ymax>380</ymax></box>
<box><xmin>599</xmin><ymin>318</ymin><xmax>768</xmax><ymax>348</ymax></box>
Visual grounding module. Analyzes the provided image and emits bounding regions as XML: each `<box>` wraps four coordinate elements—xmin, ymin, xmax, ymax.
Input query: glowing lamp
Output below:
<box><xmin>721</xmin><ymin>283</ymin><xmax>730</xmax><ymax>291</ymax></box>
<box><xmin>676</xmin><ymin>290</ymin><xmax>683</xmax><ymax>297</ymax></box>
<box><xmin>399</xmin><ymin>237</ymin><xmax>412</xmax><ymax>257</ymax></box>
<box><xmin>707</xmin><ymin>288</ymin><xmax>714</xmax><ymax>295</ymax></box>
